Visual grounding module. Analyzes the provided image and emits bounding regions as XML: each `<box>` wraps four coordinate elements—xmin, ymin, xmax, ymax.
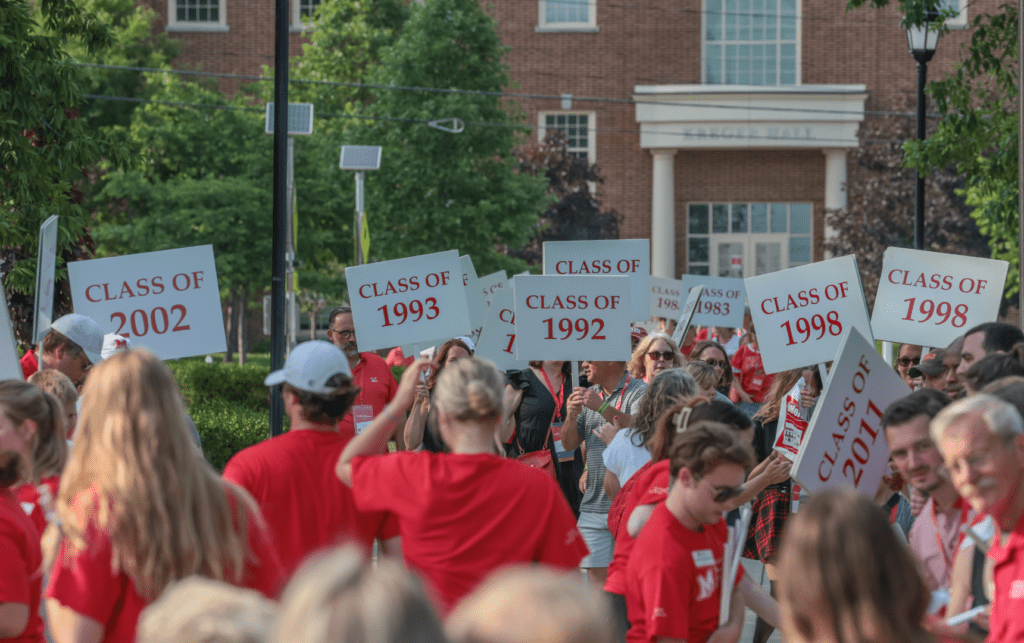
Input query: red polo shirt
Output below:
<box><xmin>987</xmin><ymin>510</ymin><xmax>1024</xmax><ymax>642</ymax></box>
<box><xmin>337</xmin><ymin>353</ymin><xmax>398</xmax><ymax>446</ymax></box>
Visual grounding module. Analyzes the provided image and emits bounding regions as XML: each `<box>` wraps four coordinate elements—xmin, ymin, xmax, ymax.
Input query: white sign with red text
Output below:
<box><xmin>474</xmin><ymin>289</ymin><xmax>529</xmax><ymax>371</ymax></box>
<box><xmin>745</xmin><ymin>255</ymin><xmax>872</xmax><ymax>374</ymax></box>
<box><xmin>542</xmin><ymin>240</ymin><xmax>650</xmax><ymax>321</ymax></box>
<box><xmin>460</xmin><ymin>255</ymin><xmax>488</xmax><ymax>344</ymax></box>
<box><xmin>792</xmin><ymin>327</ymin><xmax>910</xmax><ymax>496</ymax></box>
<box><xmin>67</xmin><ymin>245</ymin><xmax>226</xmax><ymax>360</ymax></box>
<box><xmin>671</xmin><ymin>285</ymin><xmax>704</xmax><ymax>347</ymax></box>
<box><xmin>513</xmin><ymin>275</ymin><xmax>632</xmax><ymax>361</ymax></box>
<box><xmin>346</xmin><ymin>250</ymin><xmax>470</xmax><ymax>353</ymax></box>
<box><xmin>1</xmin><ymin>298</ymin><xmax>22</xmax><ymax>381</ymax></box>
<box><xmin>649</xmin><ymin>277</ymin><xmax>683</xmax><ymax>320</ymax></box>
<box><xmin>774</xmin><ymin>379</ymin><xmax>808</xmax><ymax>460</ymax></box>
<box><xmin>871</xmin><ymin>248</ymin><xmax>1008</xmax><ymax>347</ymax></box>
<box><xmin>679</xmin><ymin>275</ymin><xmax>747</xmax><ymax>329</ymax></box>
<box><xmin>479</xmin><ymin>270</ymin><xmax>509</xmax><ymax>306</ymax></box>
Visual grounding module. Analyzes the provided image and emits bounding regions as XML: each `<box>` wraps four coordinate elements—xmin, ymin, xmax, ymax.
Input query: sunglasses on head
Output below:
<box><xmin>898</xmin><ymin>356</ymin><xmax>921</xmax><ymax>367</ymax></box>
<box><xmin>702</xmin><ymin>359</ymin><xmax>728</xmax><ymax>369</ymax></box>
<box><xmin>647</xmin><ymin>350</ymin><xmax>674</xmax><ymax>361</ymax></box>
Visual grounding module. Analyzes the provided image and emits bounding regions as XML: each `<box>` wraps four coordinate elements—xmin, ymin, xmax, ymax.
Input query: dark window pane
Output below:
<box><xmin>712</xmin><ymin>204</ymin><xmax>729</xmax><ymax>233</ymax></box>
<box><xmin>689</xmin><ymin>204</ymin><xmax>709</xmax><ymax>234</ymax></box>
<box><xmin>731</xmin><ymin>203</ymin><xmax>747</xmax><ymax>233</ymax></box>
<box><xmin>689</xmin><ymin>238</ymin><xmax>709</xmax><ymax>263</ymax></box>
<box><xmin>751</xmin><ymin>203</ymin><xmax>768</xmax><ymax>233</ymax></box>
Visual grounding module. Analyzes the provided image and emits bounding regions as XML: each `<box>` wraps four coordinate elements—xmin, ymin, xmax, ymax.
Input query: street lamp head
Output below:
<box><xmin>905</xmin><ymin>10</ymin><xmax>940</xmax><ymax>64</ymax></box>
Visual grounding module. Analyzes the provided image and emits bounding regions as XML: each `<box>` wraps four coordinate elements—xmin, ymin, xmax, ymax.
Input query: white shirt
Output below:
<box><xmin>602</xmin><ymin>428</ymin><xmax>652</xmax><ymax>485</ymax></box>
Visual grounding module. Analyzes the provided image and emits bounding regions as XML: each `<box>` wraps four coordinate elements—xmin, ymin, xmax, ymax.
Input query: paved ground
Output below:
<box><xmin>739</xmin><ymin>557</ymin><xmax>784</xmax><ymax>643</ymax></box>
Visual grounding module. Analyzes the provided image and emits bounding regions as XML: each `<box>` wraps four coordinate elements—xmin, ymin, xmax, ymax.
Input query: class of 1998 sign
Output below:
<box><xmin>67</xmin><ymin>245</ymin><xmax>228</xmax><ymax>361</ymax></box>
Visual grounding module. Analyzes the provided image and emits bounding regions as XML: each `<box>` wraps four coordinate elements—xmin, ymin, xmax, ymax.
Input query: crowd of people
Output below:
<box><xmin>3</xmin><ymin>305</ymin><xmax>1024</xmax><ymax>643</ymax></box>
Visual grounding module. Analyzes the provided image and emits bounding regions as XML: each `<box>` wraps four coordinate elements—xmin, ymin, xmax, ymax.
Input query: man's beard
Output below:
<box><xmin>343</xmin><ymin>342</ymin><xmax>359</xmax><ymax>359</ymax></box>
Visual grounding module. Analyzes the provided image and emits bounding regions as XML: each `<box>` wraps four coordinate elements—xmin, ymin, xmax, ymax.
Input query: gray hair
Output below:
<box><xmin>930</xmin><ymin>393</ymin><xmax>1024</xmax><ymax>447</ymax></box>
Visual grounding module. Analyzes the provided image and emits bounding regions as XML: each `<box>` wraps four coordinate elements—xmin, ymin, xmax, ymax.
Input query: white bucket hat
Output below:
<box><xmin>264</xmin><ymin>340</ymin><xmax>351</xmax><ymax>394</ymax></box>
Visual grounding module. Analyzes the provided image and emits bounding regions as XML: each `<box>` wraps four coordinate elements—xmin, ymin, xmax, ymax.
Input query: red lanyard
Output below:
<box><xmin>539</xmin><ymin>367</ymin><xmax>565</xmax><ymax>423</ymax></box>
<box><xmin>605</xmin><ymin>374</ymin><xmax>631</xmax><ymax>412</ymax></box>
<box><xmin>931</xmin><ymin>498</ymin><xmax>970</xmax><ymax>574</ymax></box>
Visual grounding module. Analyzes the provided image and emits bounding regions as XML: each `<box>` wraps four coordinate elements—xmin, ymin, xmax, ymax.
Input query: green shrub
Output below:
<box><xmin>167</xmin><ymin>360</ymin><xmax>271</xmax><ymax>410</ymax></box>
<box><xmin>190</xmin><ymin>399</ymin><xmax>287</xmax><ymax>471</ymax></box>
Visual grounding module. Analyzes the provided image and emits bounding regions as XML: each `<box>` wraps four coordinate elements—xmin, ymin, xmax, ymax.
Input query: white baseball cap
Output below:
<box><xmin>264</xmin><ymin>340</ymin><xmax>352</xmax><ymax>394</ymax></box>
<box><xmin>101</xmin><ymin>333</ymin><xmax>133</xmax><ymax>359</ymax></box>
<box><xmin>51</xmin><ymin>314</ymin><xmax>105</xmax><ymax>366</ymax></box>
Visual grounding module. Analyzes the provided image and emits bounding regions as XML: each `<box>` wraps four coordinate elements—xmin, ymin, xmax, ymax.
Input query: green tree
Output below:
<box><xmin>347</xmin><ymin>0</ymin><xmax>548</xmax><ymax>274</ymax></box>
<box><xmin>1</xmin><ymin>0</ymin><xmax>133</xmax><ymax>345</ymax></box>
<box><xmin>848</xmin><ymin>0</ymin><xmax>1020</xmax><ymax>296</ymax></box>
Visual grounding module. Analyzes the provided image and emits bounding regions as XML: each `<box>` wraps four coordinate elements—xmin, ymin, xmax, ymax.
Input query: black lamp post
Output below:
<box><xmin>906</xmin><ymin>12</ymin><xmax>940</xmax><ymax>251</ymax></box>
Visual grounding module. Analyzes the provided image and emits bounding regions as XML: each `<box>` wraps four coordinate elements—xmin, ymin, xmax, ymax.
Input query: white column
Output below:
<box><xmin>822</xmin><ymin>148</ymin><xmax>848</xmax><ymax>259</ymax></box>
<box><xmin>651</xmin><ymin>149</ymin><xmax>678</xmax><ymax>278</ymax></box>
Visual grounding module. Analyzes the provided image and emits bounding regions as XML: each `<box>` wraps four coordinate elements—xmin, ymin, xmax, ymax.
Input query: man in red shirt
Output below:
<box><xmin>20</xmin><ymin>314</ymin><xmax>105</xmax><ymax>387</ymax></box>
<box><xmin>933</xmin><ymin>395</ymin><xmax>1024</xmax><ymax>642</ymax></box>
<box><xmin>625</xmin><ymin>423</ymin><xmax>752</xmax><ymax>643</ymax></box>
<box><xmin>223</xmin><ymin>340</ymin><xmax>400</xmax><ymax>578</ymax></box>
<box><xmin>326</xmin><ymin>306</ymin><xmax>400</xmax><ymax>448</ymax></box>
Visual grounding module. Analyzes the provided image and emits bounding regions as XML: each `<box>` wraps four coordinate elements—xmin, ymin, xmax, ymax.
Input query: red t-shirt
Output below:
<box><xmin>987</xmin><ymin>510</ymin><xmax>1024</xmax><ymax>643</ymax></box>
<box><xmin>605</xmin><ymin>460</ymin><xmax>670</xmax><ymax>596</ymax></box>
<box><xmin>730</xmin><ymin>345</ymin><xmax>774</xmax><ymax>403</ymax></box>
<box><xmin>14</xmin><ymin>476</ymin><xmax>60</xmax><ymax>537</ymax></box>
<box><xmin>626</xmin><ymin>503</ymin><xmax>743</xmax><ymax>643</ymax></box>
<box><xmin>336</xmin><ymin>353</ymin><xmax>399</xmax><ymax>446</ymax></box>
<box><xmin>19</xmin><ymin>351</ymin><xmax>37</xmax><ymax>380</ymax></box>
<box><xmin>0</xmin><ymin>489</ymin><xmax>43</xmax><ymax>643</ymax></box>
<box><xmin>350</xmin><ymin>451</ymin><xmax>588</xmax><ymax>612</ymax></box>
<box><xmin>45</xmin><ymin>489</ymin><xmax>285</xmax><ymax>643</ymax></box>
<box><xmin>223</xmin><ymin>429</ymin><xmax>399</xmax><ymax>578</ymax></box>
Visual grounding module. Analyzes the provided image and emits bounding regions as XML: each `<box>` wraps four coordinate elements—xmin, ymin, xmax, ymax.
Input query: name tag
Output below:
<box><xmin>551</xmin><ymin>421</ymin><xmax>574</xmax><ymax>462</ymax></box>
<box><xmin>692</xmin><ymin>549</ymin><xmax>715</xmax><ymax>568</ymax></box>
<box><xmin>353</xmin><ymin>405</ymin><xmax>374</xmax><ymax>435</ymax></box>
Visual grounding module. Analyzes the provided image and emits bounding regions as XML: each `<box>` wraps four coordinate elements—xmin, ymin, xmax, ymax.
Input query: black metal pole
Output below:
<box><xmin>914</xmin><ymin>59</ymin><xmax>927</xmax><ymax>251</ymax></box>
<box><xmin>270</xmin><ymin>0</ymin><xmax>289</xmax><ymax>436</ymax></box>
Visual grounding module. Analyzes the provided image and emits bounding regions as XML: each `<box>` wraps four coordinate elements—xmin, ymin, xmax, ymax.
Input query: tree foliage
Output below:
<box><xmin>1</xmin><ymin>0</ymin><xmax>133</xmax><ymax>345</ymax></box>
<box><xmin>508</xmin><ymin>131</ymin><xmax>622</xmax><ymax>266</ymax></box>
<box><xmin>848</xmin><ymin>0</ymin><xmax>1020</xmax><ymax>297</ymax></box>
<box><xmin>344</xmin><ymin>0</ymin><xmax>548</xmax><ymax>275</ymax></box>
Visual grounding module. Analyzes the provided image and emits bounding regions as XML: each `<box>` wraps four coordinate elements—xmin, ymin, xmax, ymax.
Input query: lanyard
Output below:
<box><xmin>931</xmin><ymin>497</ymin><xmax>971</xmax><ymax>575</ymax></box>
<box><xmin>538</xmin><ymin>367</ymin><xmax>565</xmax><ymax>423</ymax></box>
<box><xmin>604</xmin><ymin>374</ymin><xmax>631</xmax><ymax>412</ymax></box>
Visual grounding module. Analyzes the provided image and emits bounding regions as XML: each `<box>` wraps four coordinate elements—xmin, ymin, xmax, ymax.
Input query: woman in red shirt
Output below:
<box><xmin>336</xmin><ymin>357</ymin><xmax>589</xmax><ymax>613</ymax></box>
<box><xmin>0</xmin><ymin>447</ymin><xmax>44</xmax><ymax>643</ymax></box>
<box><xmin>44</xmin><ymin>349</ymin><xmax>284</xmax><ymax>643</ymax></box>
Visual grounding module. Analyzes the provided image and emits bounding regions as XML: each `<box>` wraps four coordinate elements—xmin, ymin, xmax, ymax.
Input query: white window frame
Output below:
<box><xmin>290</xmin><ymin>0</ymin><xmax>321</xmax><ymax>31</ymax></box>
<box><xmin>538</xmin><ymin>111</ymin><xmax>596</xmax><ymax>164</ymax></box>
<box><xmin>940</xmin><ymin>0</ymin><xmax>968</xmax><ymax>29</ymax></box>
<box><xmin>685</xmin><ymin>202</ymin><xmax>813</xmax><ymax>278</ymax></box>
<box><xmin>701</xmin><ymin>0</ymin><xmax>802</xmax><ymax>86</ymax></box>
<box><xmin>536</xmin><ymin>0</ymin><xmax>598</xmax><ymax>33</ymax></box>
<box><xmin>166</xmin><ymin>0</ymin><xmax>228</xmax><ymax>31</ymax></box>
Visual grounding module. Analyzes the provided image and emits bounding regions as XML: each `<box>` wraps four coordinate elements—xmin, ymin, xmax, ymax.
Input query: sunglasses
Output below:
<box><xmin>702</xmin><ymin>359</ymin><xmax>728</xmax><ymax>370</ymax></box>
<box><xmin>647</xmin><ymin>350</ymin><xmax>674</xmax><ymax>361</ymax></box>
<box><xmin>701</xmin><ymin>478</ymin><xmax>745</xmax><ymax>503</ymax></box>
<box><xmin>897</xmin><ymin>356</ymin><xmax>921</xmax><ymax>367</ymax></box>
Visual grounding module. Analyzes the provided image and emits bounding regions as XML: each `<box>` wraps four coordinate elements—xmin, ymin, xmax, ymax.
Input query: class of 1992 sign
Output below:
<box><xmin>345</xmin><ymin>250</ymin><xmax>471</xmax><ymax>353</ymax></box>
<box><xmin>513</xmin><ymin>275</ymin><xmax>632</xmax><ymax>361</ymax></box>
<box><xmin>67</xmin><ymin>245</ymin><xmax>227</xmax><ymax>360</ymax></box>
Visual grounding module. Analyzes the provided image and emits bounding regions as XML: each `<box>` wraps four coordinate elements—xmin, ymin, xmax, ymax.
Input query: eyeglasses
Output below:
<box><xmin>897</xmin><ymin>356</ymin><xmax>921</xmax><ymax>367</ymax></box>
<box><xmin>329</xmin><ymin>328</ymin><xmax>356</xmax><ymax>340</ymax></box>
<box><xmin>647</xmin><ymin>350</ymin><xmax>674</xmax><ymax>361</ymax></box>
<box><xmin>702</xmin><ymin>359</ymin><xmax>728</xmax><ymax>370</ymax></box>
<box><xmin>696</xmin><ymin>477</ymin><xmax>745</xmax><ymax>501</ymax></box>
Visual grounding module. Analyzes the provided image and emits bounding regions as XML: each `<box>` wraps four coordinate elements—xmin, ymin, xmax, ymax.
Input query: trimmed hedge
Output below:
<box><xmin>167</xmin><ymin>359</ymin><xmax>281</xmax><ymax>471</ymax></box>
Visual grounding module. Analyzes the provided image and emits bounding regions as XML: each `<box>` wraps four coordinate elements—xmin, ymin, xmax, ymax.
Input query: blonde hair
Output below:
<box><xmin>57</xmin><ymin>349</ymin><xmax>259</xmax><ymax>600</ymax></box>
<box><xmin>275</xmin><ymin>546</ymin><xmax>446</xmax><ymax>643</ymax></box>
<box><xmin>446</xmin><ymin>566</ymin><xmax>614</xmax><ymax>643</ymax></box>
<box><xmin>778</xmin><ymin>489</ymin><xmax>932</xmax><ymax>643</ymax></box>
<box><xmin>627</xmin><ymin>333</ymin><xmax>684</xmax><ymax>379</ymax></box>
<box><xmin>28</xmin><ymin>369</ymin><xmax>78</xmax><ymax>413</ymax></box>
<box><xmin>433</xmin><ymin>357</ymin><xmax>503</xmax><ymax>423</ymax></box>
<box><xmin>0</xmin><ymin>379</ymin><xmax>66</xmax><ymax>481</ymax></box>
<box><xmin>137</xmin><ymin>577</ymin><xmax>277</xmax><ymax>643</ymax></box>
<box><xmin>682</xmin><ymin>361</ymin><xmax>718</xmax><ymax>390</ymax></box>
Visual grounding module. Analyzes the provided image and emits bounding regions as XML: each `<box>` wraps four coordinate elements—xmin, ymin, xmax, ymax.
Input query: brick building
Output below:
<box><xmin>144</xmin><ymin>0</ymin><xmax>991</xmax><ymax>279</ymax></box>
